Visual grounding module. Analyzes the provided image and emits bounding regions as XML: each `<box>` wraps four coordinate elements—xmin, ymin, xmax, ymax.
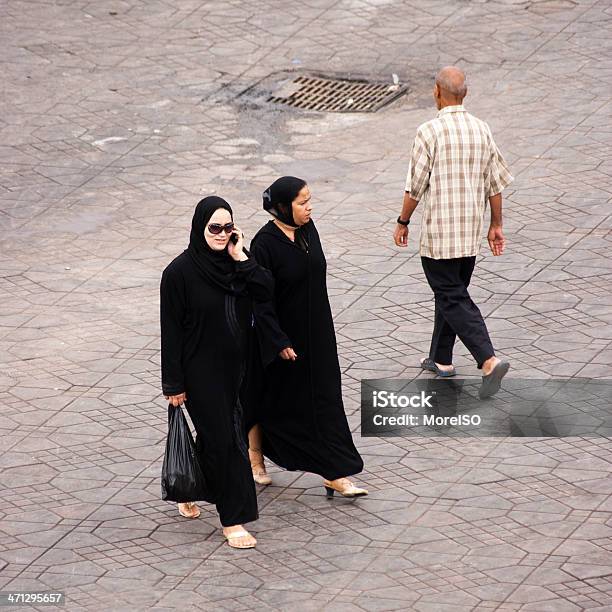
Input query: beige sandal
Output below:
<box><xmin>178</xmin><ymin>502</ymin><xmax>200</xmax><ymax>518</ymax></box>
<box><xmin>323</xmin><ymin>478</ymin><xmax>368</xmax><ymax>498</ymax></box>
<box><xmin>249</xmin><ymin>448</ymin><xmax>272</xmax><ymax>486</ymax></box>
<box><xmin>223</xmin><ymin>529</ymin><xmax>256</xmax><ymax>549</ymax></box>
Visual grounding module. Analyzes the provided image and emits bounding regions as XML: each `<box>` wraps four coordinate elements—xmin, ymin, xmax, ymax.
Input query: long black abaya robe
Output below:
<box><xmin>244</xmin><ymin>219</ymin><xmax>364</xmax><ymax>480</ymax></box>
<box><xmin>161</xmin><ymin>254</ymin><xmax>273</xmax><ymax>526</ymax></box>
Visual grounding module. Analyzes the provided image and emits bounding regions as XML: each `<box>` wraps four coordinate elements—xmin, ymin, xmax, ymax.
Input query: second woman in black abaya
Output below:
<box><xmin>244</xmin><ymin>177</ymin><xmax>367</xmax><ymax>498</ymax></box>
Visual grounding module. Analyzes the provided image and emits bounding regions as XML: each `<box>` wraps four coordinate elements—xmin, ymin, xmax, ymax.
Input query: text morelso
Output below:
<box><xmin>372</xmin><ymin>414</ymin><xmax>482</xmax><ymax>426</ymax></box>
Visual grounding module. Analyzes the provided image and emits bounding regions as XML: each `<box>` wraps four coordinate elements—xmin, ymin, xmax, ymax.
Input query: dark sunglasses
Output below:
<box><xmin>207</xmin><ymin>222</ymin><xmax>235</xmax><ymax>235</ymax></box>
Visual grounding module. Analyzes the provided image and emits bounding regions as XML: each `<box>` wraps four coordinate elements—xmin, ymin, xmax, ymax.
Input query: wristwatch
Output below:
<box><xmin>397</xmin><ymin>216</ymin><xmax>410</xmax><ymax>226</ymax></box>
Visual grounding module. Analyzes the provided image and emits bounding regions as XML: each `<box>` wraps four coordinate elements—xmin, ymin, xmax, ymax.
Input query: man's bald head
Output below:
<box><xmin>435</xmin><ymin>66</ymin><xmax>467</xmax><ymax>101</ymax></box>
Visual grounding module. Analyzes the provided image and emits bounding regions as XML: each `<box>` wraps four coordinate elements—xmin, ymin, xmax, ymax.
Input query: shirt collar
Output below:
<box><xmin>437</xmin><ymin>104</ymin><xmax>466</xmax><ymax>117</ymax></box>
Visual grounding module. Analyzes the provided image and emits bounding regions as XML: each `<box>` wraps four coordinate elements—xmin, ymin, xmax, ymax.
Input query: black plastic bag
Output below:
<box><xmin>161</xmin><ymin>404</ymin><xmax>210</xmax><ymax>502</ymax></box>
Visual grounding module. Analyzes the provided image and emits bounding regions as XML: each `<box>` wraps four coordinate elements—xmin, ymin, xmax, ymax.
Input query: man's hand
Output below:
<box><xmin>394</xmin><ymin>224</ymin><xmax>409</xmax><ymax>247</ymax></box>
<box><xmin>394</xmin><ymin>194</ymin><xmax>418</xmax><ymax>247</ymax></box>
<box><xmin>279</xmin><ymin>347</ymin><xmax>297</xmax><ymax>361</ymax></box>
<box><xmin>487</xmin><ymin>225</ymin><xmax>505</xmax><ymax>256</ymax></box>
<box><xmin>165</xmin><ymin>392</ymin><xmax>186</xmax><ymax>407</ymax></box>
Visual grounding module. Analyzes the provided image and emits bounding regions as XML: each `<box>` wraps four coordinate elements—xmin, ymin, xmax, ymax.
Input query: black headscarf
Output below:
<box><xmin>262</xmin><ymin>176</ymin><xmax>307</xmax><ymax>228</ymax></box>
<box><xmin>186</xmin><ymin>196</ymin><xmax>247</xmax><ymax>296</ymax></box>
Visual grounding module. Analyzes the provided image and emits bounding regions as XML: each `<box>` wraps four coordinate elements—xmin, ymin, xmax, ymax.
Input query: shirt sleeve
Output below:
<box><xmin>160</xmin><ymin>265</ymin><xmax>186</xmax><ymax>396</ymax></box>
<box><xmin>249</xmin><ymin>239</ymin><xmax>292</xmax><ymax>367</ymax></box>
<box><xmin>485</xmin><ymin>127</ymin><xmax>514</xmax><ymax>197</ymax></box>
<box><xmin>405</xmin><ymin>126</ymin><xmax>432</xmax><ymax>201</ymax></box>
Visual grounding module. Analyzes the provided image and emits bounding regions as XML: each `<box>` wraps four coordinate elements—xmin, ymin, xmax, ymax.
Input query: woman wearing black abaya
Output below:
<box><xmin>160</xmin><ymin>196</ymin><xmax>274</xmax><ymax>549</ymax></box>
<box><xmin>244</xmin><ymin>177</ymin><xmax>367</xmax><ymax>498</ymax></box>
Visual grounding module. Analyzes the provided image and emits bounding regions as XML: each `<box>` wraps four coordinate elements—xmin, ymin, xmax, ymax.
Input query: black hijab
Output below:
<box><xmin>186</xmin><ymin>196</ymin><xmax>247</xmax><ymax>296</ymax></box>
<box><xmin>262</xmin><ymin>176</ymin><xmax>307</xmax><ymax>228</ymax></box>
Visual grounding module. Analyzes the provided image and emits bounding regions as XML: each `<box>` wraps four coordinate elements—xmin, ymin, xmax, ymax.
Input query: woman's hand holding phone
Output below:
<box><xmin>228</xmin><ymin>226</ymin><xmax>247</xmax><ymax>261</ymax></box>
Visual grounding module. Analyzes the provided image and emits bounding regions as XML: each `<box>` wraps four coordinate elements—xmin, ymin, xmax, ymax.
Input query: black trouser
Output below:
<box><xmin>421</xmin><ymin>256</ymin><xmax>495</xmax><ymax>369</ymax></box>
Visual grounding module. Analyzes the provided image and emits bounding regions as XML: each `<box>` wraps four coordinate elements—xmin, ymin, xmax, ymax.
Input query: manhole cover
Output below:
<box><xmin>267</xmin><ymin>75</ymin><xmax>408</xmax><ymax>113</ymax></box>
<box><xmin>526</xmin><ymin>0</ymin><xmax>576</xmax><ymax>12</ymax></box>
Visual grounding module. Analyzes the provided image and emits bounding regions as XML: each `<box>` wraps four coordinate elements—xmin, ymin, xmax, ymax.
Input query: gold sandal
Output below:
<box><xmin>323</xmin><ymin>478</ymin><xmax>368</xmax><ymax>498</ymax></box>
<box><xmin>178</xmin><ymin>502</ymin><xmax>200</xmax><ymax>518</ymax></box>
<box><xmin>223</xmin><ymin>528</ymin><xmax>257</xmax><ymax>549</ymax></box>
<box><xmin>249</xmin><ymin>448</ymin><xmax>272</xmax><ymax>486</ymax></box>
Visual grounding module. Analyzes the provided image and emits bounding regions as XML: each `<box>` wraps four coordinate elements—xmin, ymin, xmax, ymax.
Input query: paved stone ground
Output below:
<box><xmin>1</xmin><ymin>0</ymin><xmax>611</xmax><ymax>610</ymax></box>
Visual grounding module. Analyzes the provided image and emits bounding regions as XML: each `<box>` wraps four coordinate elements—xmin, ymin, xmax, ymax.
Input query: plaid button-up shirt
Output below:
<box><xmin>405</xmin><ymin>105</ymin><xmax>513</xmax><ymax>259</ymax></box>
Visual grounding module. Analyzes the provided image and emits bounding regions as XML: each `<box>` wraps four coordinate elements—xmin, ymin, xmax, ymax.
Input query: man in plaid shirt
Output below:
<box><xmin>394</xmin><ymin>66</ymin><xmax>513</xmax><ymax>398</ymax></box>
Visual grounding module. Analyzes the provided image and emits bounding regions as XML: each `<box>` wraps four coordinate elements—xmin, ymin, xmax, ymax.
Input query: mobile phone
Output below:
<box><xmin>230</xmin><ymin>232</ymin><xmax>239</xmax><ymax>245</ymax></box>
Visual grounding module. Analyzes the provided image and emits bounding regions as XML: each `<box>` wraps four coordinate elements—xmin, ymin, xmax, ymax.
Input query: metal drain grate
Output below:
<box><xmin>268</xmin><ymin>75</ymin><xmax>407</xmax><ymax>113</ymax></box>
<box><xmin>526</xmin><ymin>0</ymin><xmax>576</xmax><ymax>14</ymax></box>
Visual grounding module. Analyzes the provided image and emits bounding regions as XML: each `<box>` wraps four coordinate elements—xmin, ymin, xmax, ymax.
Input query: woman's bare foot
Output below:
<box><xmin>248</xmin><ymin>427</ymin><xmax>272</xmax><ymax>485</ymax></box>
<box><xmin>223</xmin><ymin>525</ymin><xmax>257</xmax><ymax>549</ymax></box>
<box><xmin>249</xmin><ymin>447</ymin><xmax>271</xmax><ymax>486</ymax></box>
<box><xmin>177</xmin><ymin>502</ymin><xmax>200</xmax><ymax>518</ymax></box>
